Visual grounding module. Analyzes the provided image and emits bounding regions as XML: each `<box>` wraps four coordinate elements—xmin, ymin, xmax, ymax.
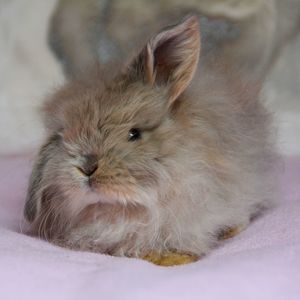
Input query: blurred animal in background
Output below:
<box><xmin>49</xmin><ymin>0</ymin><xmax>300</xmax><ymax>80</ymax></box>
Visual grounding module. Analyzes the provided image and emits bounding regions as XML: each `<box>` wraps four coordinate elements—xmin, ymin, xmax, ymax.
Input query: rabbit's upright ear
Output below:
<box><xmin>128</xmin><ymin>15</ymin><xmax>200</xmax><ymax>104</ymax></box>
<box><xmin>24</xmin><ymin>135</ymin><xmax>59</xmax><ymax>222</ymax></box>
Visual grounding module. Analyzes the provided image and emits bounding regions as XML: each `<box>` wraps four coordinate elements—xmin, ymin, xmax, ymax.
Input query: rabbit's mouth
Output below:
<box><xmin>88</xmin><ymin>182</ymin><xmax>138</xmax><ymax>206</ymax></box>
<box><xmin>84</xmin><ymin>181</ymin><xmax>157</xmax><ymax>211</ymax></box>
<box><xmin>84</xmin><ymin>171</ymin><xmax>138</xmax><ymax>204</ymax></box>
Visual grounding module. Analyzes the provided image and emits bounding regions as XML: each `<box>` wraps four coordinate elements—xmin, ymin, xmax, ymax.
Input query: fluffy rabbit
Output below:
<box><xmin>24</xmin><ymin>16</ymin><xmax>278</xmax><ymax>260</ymax></box>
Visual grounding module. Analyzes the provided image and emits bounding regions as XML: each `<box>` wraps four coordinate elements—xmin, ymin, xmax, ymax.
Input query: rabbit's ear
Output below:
<box><xmin>24</xmin><ymin>135</ymin><xmax>59</xmax><ymax>222</ymax></box>
<box><xmin>128</xmin><ymin>15</ymin><xmax>200</xmax><ymax>104</ymax></box>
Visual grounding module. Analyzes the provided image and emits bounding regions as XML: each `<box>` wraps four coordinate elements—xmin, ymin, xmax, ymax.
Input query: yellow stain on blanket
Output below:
<box><xmin>143</xmin><ymin>252</ymin><xmax>199</xmax><ymax>266</ymax></box>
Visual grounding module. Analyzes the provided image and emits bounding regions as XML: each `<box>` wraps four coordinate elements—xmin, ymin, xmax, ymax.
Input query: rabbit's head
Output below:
<box><xmin>24</xmin><ymin>16</ymin><xmax>200</xmax><ymax>236</ymax></box>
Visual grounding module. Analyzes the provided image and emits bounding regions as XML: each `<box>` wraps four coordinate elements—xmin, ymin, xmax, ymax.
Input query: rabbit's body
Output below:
<box><xmin>25</xmin><ymin>16</ymin><xmax>278</xmax><ymax>258</ymax></box>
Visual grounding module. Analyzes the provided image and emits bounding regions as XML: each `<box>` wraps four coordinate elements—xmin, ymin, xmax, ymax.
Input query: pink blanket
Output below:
<box><xmin>0</xmin><ymin>155</ymin><xmax>299</xmax><ymax>300</ymax></box>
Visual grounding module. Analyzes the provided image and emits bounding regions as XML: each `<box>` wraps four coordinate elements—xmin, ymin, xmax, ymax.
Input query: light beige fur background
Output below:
<box><xmin>0</xmin><ymin>0</ymin><xmax>299</xmax><ymax>155</ymax></box>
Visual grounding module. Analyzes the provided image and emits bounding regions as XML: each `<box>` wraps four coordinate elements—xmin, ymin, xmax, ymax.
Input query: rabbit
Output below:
<box><xmin>24</xmin><ymin>15</ymin><xmax>278</xmax><ymax>262</ymax></box>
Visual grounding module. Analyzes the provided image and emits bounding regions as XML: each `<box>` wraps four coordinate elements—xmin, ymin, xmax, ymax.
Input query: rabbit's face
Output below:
<box><xmin>53</xmin><ymin>82</ymin><xmax>174</xmax><ymax>209</ymax></box>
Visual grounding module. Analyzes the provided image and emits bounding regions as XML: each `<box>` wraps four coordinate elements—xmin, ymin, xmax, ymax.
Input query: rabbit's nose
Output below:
<box><xmin>78</xmin><ymin>154</ymin><xmax>98</xmax><ymax>176</ymax></box>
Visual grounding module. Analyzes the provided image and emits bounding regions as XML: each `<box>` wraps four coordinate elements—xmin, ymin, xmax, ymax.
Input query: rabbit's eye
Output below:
<box><xmin>128</xmin><ymin>128</ymin><xmax>142</xmax><ymax>141</ymax></box>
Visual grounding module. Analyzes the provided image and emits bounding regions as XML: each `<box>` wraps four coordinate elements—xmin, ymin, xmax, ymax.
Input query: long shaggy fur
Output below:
<box><xmin>24</xmin><ymin>16</ymin><xmax>278</xmax><ymax>258</ymax></box>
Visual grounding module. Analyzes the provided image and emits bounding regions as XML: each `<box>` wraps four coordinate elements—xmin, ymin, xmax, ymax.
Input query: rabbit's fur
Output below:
<box><xmin>24</xmin><ymin>16</ymin><xmax>278</xmax><ymax>257</ymax></box>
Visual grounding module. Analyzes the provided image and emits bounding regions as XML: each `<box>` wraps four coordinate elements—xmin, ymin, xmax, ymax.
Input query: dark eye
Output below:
<box><xmin>128</xmin><ymin>128</ymin><xmax>142</xmax><ymax>141</ymax></box>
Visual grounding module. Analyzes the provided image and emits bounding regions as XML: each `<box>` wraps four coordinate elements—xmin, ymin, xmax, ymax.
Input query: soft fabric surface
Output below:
<box><xmin>0</xmin><ymin>155</ymin><xmax>299</xmax><ymax>300</ymax></box>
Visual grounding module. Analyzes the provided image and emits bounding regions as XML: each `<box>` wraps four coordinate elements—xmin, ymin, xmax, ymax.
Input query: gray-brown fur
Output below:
<box><xmin>25</xmin><ymin>16</ymin><xmax>279</xmax><ymax>257</ymax></box>
<box><xmin>24</xmin><ymin>134</ymin><xmax>61</xmax><ymax>222</ymax></box>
